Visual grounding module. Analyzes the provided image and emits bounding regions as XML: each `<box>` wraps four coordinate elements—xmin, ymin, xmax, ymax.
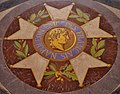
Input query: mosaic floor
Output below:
<box><xmin>0</xmin><ymin>0</ymin><xmax>120</xmax><ymax>94</ymax></box>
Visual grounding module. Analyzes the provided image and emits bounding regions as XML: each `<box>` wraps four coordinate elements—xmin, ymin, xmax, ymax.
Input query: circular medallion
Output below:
<box><xmin>0</xmin><ymin>0</ymin><xmax>120</xmax><ymax>94</ymax></box>
<box><xmin>33</xmin><ymin>20</ymin><xmax>87</xmax><ymax>61</ymax></box>
<box><xmin>44</xmin><ymin>27</ymin><xmax>76</xmax><ymax>52</ymax></box>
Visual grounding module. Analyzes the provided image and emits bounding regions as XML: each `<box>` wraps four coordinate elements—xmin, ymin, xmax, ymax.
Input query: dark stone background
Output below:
<box><xmin>112</xmin><ymin>86</ymin><xmax>120</xmax><ymax>94</ymax></box>
<box><xmin>0</xmin><ymin>92</ymin><xmax>4</xmax><ymax>94</ymax></box>
<box><xmin>0</xmin><ymin>0</ymin><xmax>119</xmax><ymax>94</ymax></box>
<box><xmin>0</xmin><ymin>0</ymin><xmax>28</xmax><ymax>12</ymax></box>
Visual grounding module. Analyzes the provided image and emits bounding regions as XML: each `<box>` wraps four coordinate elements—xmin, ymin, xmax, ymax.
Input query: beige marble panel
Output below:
<box><xmin>44</xmin><ymin>3</ymin><xmax>74</xmax><ymax>20</ymax></box>
<box><xmin>6</xmin><ymin>18</ymin><xmax>38</xmax><ymax>40</ymax></box>
<box><xmin>10</xmin><ymin>53</ymin><xmax>49</xmax><ymax>87</ymax></box>
<box><xmin>70</xmin><ymin>52</ymin><xmax>110</xmax><ymax>87</ymax></box>
<box><xmin>81</xmin><ymin>17</ymin><xmax>113</xmax><ymax>38</ymax></box>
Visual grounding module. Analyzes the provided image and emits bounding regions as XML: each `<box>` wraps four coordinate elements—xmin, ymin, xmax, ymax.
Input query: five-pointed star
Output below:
<box><xmin>44</xmin><ymin>3</ymin><xmax>75</xmax><ymax>20</ymax></box>
<box><xmin>10</xmin><ymin>53</ymin><xmax>49</xmax><ymax>87</ymax></box>
<box><xmin>81</xmin><ymin>16</ymin><xmax>113</xmax><ymax>38</ymax></box>
<box><xmin>71</xmin><ymin>52</ymin><xmax>111</xmax><ymax>87</ymax></box>
<box><xmin>6</xmin><ymin>18</ymin><xmax>38</xmax><ymax>40</ymax></box>
<box><xmin>7</xmin><ymin>3</ymin><xmax>113</xmax><ymax>87</ymax></box>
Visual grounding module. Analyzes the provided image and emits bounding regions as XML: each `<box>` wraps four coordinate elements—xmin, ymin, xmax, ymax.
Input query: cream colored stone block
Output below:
<box><xmin>81</xmin><ymin>17</ymin><xmax>113</xmax><ymax>38</ymax></box>
<box><xmin>71</xmin><ymin>52</ymin><xmax>109</xmax><ymax>87</ymax></box>
<box><xmin>11</xmin><ymin>53</ymin><xmax>49</xmax><ymax>87</ymax></box>
<box><xmin>44</xmin><ymin>3</ymin><xmax>74</xmax><ymax>20</ymax></box>
<box><xmin>6</xmin><ymin>18</ymin><xmax>38</xmax><ymax>40</ymax></box>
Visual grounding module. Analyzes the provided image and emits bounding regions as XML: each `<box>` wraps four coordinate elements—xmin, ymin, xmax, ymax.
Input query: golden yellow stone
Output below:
<box><xmin>79</xmin><ymin>84</ymin><xmax>83</xmax><ymax>87</ymax></box>
<box><xmin>37</xmin><ymin>84</ymin><xmax>41</xmax><ymax>87</ymax></box>
<box><xmin>10</xmin><ymin>65</ymin><xmax>13</xmax><ymax>68</ymax></box>
<box><xmin>17</xmin><ymin>16</ymin><xmax>21</xmax><ymax>19</ymax></box>
<box><xmin>61</xmin><ymin>78</ymin><xmax>64</xmax><ymax>82</ymax></box>
<box><xmin>107</xmin><ymin>64</ymin><xmax>111</xmax><ymax>67</ymax></box>
<box><xmin>98</xmin><ymin>14</ymin><xmax>102</xmax><ymax>17</ymax></box>
<box><xmin>57</xmin><ymin>77</ymin><xmax>61</xmax><ymax>81</ymax></box>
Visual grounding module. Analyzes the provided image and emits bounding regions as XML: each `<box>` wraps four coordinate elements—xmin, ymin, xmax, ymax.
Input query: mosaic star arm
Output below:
<box><xmin>6</xmin><ymin>18</ymin><xmax>38</xmax><ymax>40</ymax></box>
<box><xmin>44</xmin><ymin>3</ymin><xmax>74</xmax><ymax>20</ymax></box>
<box><xmin>81</xmin><ymin>16</ymin><xmax>113</xmax><ymax>38</ymax></box>
<box><xmin>70</xmin><ymin>52</ymin><xmax>110</xmax><ymax>87</ymax></box>
<box><xmin>10</xmin><ymin>53</ymin><xmax>49</xmax><ymax>87</ymax></box>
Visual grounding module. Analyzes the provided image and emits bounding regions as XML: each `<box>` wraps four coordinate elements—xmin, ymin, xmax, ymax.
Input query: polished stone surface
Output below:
<box><xmin>0</xmin><ymin>0</ymin><xmax>120</xmax><ymax>94</ymax></box>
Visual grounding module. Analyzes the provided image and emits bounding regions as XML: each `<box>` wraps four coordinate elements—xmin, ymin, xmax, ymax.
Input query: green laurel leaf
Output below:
<box><xmin>76</xmin><ymin>8</ymin><xmax>83</xmax><ymax>17</ymax></box>
<box><xmin>83</xmin><ymin>13</ymin><xmax>90</xmax><ymax>20</ymax></box>
<box><xmin>69</xmin><ymin>14</ymin><xmax>79</xmax><ymax>18</ymax></box>
<box><xmin>94</xmin><ymin>48</ymin><xmax>105</xmax><ymax>58</ymax></box>
<box><xmin>44</xmin><ymin>71</ymin><xmax>56</xmax><ymax>76</ymax></box>
<box><xmin>97</xmin><ymin>40</ymin><xmax>105</xmax><ymax>49</ymax></box>
<box><xmin>22</xmin><ymin>41</ymin><xmax>26</xmax><ymax>48</ymax></box>
<box><xmin>41</xmin><ymin>14</ymin><xmax>49</xmax><ymax>18</ymax></box>
<box><xmin>37</xmin><ymin>10</ymin><xmax>41</xmax><ymax>16</ymax></box>
<box><xmin>65</xmin><ymin>65</ymin><xmax>73</xmax><ymax>72</ymax></box>
<box><xmin>24</xmin><ymin>44</ymin><xmax>28</xmax><ymax>56</ymax></box>
<box><xmin>14</xmin><ymin>41</ymin><xmax>21</xmax><ymax>49</ymax></box>
<box><xmin>49</xmin><ymin>63</ymin><xmax>57</xmax><ymax>72</ymax></box>
<box><xmin>44</xmin><ymin>75</ymin><xmax>54</xmax><ymax>79</ymax></box>
<box><xmin>30</xmin><ymin>13</ymin><xmax>36</xmax><ymax>21</ymax></box>
<box><xmin>76</xmin><ymin>18</ymin><xmax>87</xmax><ymax>23</ymax></box>
<box><xmin>92</xmin><ymin>38</ymin><xmax>97</xmax><ymax>48</ymax></box>
<box><xmin>33</xmin><ymin>19</ymin><xmax>41</xmax><ymax>24</ymax></box>
<box><xmin>16</xmin><ymin>50</ymin><xmax>26</xmax><ymax>58</ymax></box>
<box><xmin>63</xmin><ymin>72</ymin><xmax>78</xmax><ymax>81</ymax></box>
<box><xmin>38</xmin><ymin>9</ymin><xmax>45</xmax><ymax>17</ymax></box>
<box><xmin>90</xmin><ymin>46</ymin><xmax>96</xmax><ymax>56</ymax></box>
<box><xmin>70</xmin><ymin>73</ymin><xmax>78</xmax><ymax>81</ymax></box>
<box><xmin>60</xmin><ymin>64</ymin><xmax>68</xmax><ymax>72</ymax></box>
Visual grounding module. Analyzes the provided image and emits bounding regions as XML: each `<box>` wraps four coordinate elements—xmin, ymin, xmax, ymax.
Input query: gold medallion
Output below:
<box><xmin>44</xmin><ymin>27</ymin><xmax>76</xmax><ymax>52</ymax></box>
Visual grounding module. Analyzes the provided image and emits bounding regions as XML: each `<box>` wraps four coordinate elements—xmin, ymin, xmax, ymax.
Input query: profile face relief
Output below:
<box><xmin>33</xmin><ymin>20</ymin><xmax>87</xmax><ymax>61</ymax></box>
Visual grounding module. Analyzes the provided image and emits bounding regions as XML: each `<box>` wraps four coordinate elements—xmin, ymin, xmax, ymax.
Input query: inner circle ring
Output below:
<box><xmin>33</xmin><ymin>20</ymin><xmax>87</xmax><ymax>61</ymax></box>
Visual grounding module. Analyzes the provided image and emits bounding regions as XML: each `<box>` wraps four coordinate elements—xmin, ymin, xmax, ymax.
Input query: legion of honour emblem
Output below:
<box><xmin>3</xmin><ymin>2</ymin><xmax>117</xmax><ymax>93</ymax></box>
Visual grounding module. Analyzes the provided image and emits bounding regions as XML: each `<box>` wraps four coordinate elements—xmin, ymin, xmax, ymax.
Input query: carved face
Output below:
<box><xmin>57</xmin><ymin>31</ymin><xmax>69</xmax><ymax>44</ymax></box>
<box><xmin>48</xmin><ymin>28</ymin><xmax>70</xmax><ymax>51</ymax></box>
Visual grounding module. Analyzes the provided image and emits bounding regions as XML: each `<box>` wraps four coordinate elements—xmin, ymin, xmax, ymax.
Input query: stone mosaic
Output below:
<box><xmin>0</xmin><ymin>0</ymin><xmax>119</xmax><ymax>94</ymax></box>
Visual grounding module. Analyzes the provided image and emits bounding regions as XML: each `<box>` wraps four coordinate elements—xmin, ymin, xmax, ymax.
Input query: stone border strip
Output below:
<box><xmin>0</xmin><ymin>0</ymin><xmax>28</xmax><ymax>12</ymax></box>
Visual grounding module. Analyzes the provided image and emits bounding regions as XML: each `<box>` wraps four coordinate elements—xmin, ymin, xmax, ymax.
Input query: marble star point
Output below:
<box><xmin>44</xmin><ymin>3</ymin><xmax>74</xmax><ymax>20</ymax></box>
<box><xmin>70</xmin><ymin>52</ymin><xmax>110</xmax><ymax>87</ymax></box>
<box><xmin>81</xmin><ymin>17</ymin><xmax>113</xmax><ymax>38</ymax></box>
<box><xmin>10</xmin><ymin>53</ymin><xmax>49</xmax><ymax>86</ymax></box>
<box><xmin>6</xmin><ymin>18</ymin><xmax>38</xmax><ymax>40</ymax></box>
